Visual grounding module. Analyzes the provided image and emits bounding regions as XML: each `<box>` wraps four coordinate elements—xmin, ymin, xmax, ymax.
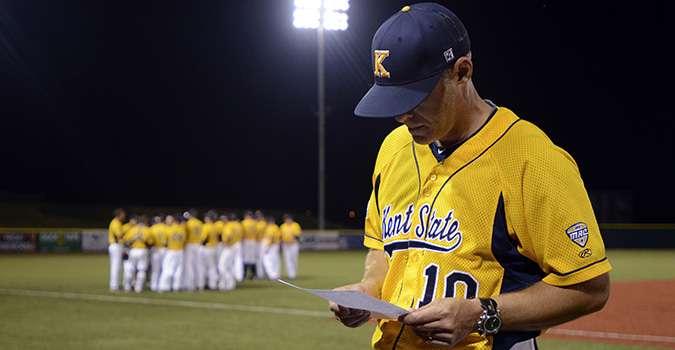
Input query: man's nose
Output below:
<box><xmin>395</xmin><ymin>111</ymin><xmax>413</xmax><ymax>123</ymax></box>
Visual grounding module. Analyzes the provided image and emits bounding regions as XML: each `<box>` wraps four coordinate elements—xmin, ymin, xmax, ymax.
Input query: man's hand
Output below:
<box><xmin>329</xmin><ymin>283</ymin><xmax>374</xmax><ymax>328</ymax></box>
<box><xmin>398</xmin><ymin>297</ymin><xmax>482</xmax><ymax>348</ymax></box>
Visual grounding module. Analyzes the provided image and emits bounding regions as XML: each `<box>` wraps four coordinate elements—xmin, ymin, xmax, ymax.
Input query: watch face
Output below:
<box><xmin>485</xmin><ymin>316</ymin><xmax>502</xmax><ymax>332</ymax></box>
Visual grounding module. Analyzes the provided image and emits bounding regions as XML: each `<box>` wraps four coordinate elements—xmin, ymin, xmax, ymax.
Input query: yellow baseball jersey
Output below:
<box><xmin>363</xmin><ymin>106</ymin><xmax>612</xmax><ymax>349</ymax></box>
<box><xmin>150</xmin><ymin>222</ymin><xmax>169</xmax><ymax>248</ymax></box>
<box><xmin>166</xmin><ymin>223</ymin><xmax>187</xmax><ymax>250</ymax></box>
<box><xmin>280</xmin><ymin>222</ymin><xmax>302</xmax><ymax>243</ymax></box>
<box><xmin>201</xmin><ymin>222</ymin><xmax>220</xmax><ymax>247</ymax></box>
<box><xmin>214</xmin><ymin>220</ymin><xmax>225</xmax><ymax>240</ymax></box>
<box><xmin>108</xmin><ymin>218</ymin><xmax>124</xmax><ymax>244</ymax></box>
<box><xmin>122</xmin><ymin>226</ymin><xmax>154</xmax><ymax>249</ymax></box>
<box><xmin>185</xmin><ymin>218</ymin><xmax>203</xmax><ymax>244</ymax></box>
<box><xmin>264</xmin><ymin>224</ymin><xmax>281</xmax><ymax>245</ymax></box>
<box><xmin>242</xmin><ymin>218</ymin><xmax>258</xmax><ymax>240</ymax></box>
<box><xmin>228</xmin><ymin>221</ymin><xmax>244</xmax><ymax>244</ymax></box>
<box><xmin>256</xmin><ymin>220</ymin><xmax>267</xmax><ymax>241</ymax></box>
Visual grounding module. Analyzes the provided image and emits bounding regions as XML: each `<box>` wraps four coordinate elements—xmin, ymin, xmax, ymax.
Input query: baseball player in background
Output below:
<box><xmin>280</xmin><ymin>213</ymin><xmax>302</xmax><ymax>280</ymax></box>
<box><xmin>108</xmin><ymin>208</ymin><xmax>126</xmax><ymax>292</ymax></box>
<box><xmin>183</xmin><ymin>209</ymin><xmax>203</xmax><ymax>291</ymax></box>
<box><xmin>262</xmin><ymin>216</ymin><xmax>281</xmax><ymax>281</ymax></box>
<box><xmin>228</xmin><ymin>213</ymin><xmax>245</xmax><ymax>282</ymax></box>
<box><xmin>122</xmin><ymin>215</ymin><xmax>154</xmax><ymax>293</ymax></box>
<box><xmin>329</xmin><ymin>4</ymin><xmax>611</xmax><ymax>349</ymax></box>
<box><xmin>213</xmin><ymin>211</ymin><xmax>225</xmax><ymax>267</ymax></box>
<box><xmin>241</xmin><ymin>210</ymin><xmax>258</xmax><ymax>280</ymax></box>
<box><xmin>217</xmin><ymin>214</ymin><xmax>236</xmax><ymax>291</ymax></box>
<box><xmin>149</xmin><ymin>214</ymin><xmax>168</xmax><ymax>292</ymax></box>
<box><xmin>255</xmin><ymin>210</ymin><xmax>268</xmax><ymax>279</ymax></box>
<box><xmin>200</xmin><ymin>211</ymin><xmax>220</xmax><ymax>290</ymax></box>
<box><xmin>159</xmin><ymin>213</ymin><xmax>187</xmax><ymax>292</ymax></box>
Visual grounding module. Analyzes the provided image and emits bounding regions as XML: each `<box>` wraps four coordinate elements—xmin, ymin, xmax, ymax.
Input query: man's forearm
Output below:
<box><xmin>360</xmin><ymin>249</ymin><xmax>389</xmax><ymax>298</ymax></box>
<box><xmin>495</xmin><ymin>272</ymin><xmax>610</xmax><ymax>332</ymax></box>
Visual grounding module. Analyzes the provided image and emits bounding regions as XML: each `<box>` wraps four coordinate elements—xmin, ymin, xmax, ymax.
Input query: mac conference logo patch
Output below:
<box><xmin>566</xmin><ymin>222</ymin><xmax>589</xmax><ymax>247</ymax></box>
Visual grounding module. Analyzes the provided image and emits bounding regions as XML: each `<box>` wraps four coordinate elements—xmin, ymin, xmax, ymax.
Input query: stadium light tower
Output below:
<box><xmin>293</xmin><ymin>0</ymin><xmax>348</xmax><ymax>231</ymax></box>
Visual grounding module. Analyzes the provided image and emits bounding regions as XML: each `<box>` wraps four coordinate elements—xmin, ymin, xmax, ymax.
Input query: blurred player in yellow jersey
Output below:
<box><xmin>280</xmin><ymin>214</ymin><xmax>302</xmax><ymax>280</ymax></box>
<box><xmin>159</xmin><ymin>213</ymin><xmax>187</xmax><ymax>292</ymax></box>
<box><xmin>213</xmin><ymin>211</ymin><xmax>225</xmax><ymax>267</ymax></box>
<box><xmin>200</xmin><ymin>211</ymin><xmax>220</xmax><ymax>290</ymax></box>
<box><xmin>255</xmin><ymin>210</ymin><xmax>268</xmax><ymax>279</ymax></box>
<box><xmin>262</xmin><ymin>216</ymin><xmax>281</xmax><ymax>281</ymax></box>
<box><xmin>183</xmin><ymin>208</ymin><xmax>203</xmax><ymax>291</ymax></box>
<box><xmin>241</xmin><ymin>210</ymin><xmax>258</xmax><ymax>280</ymax></box>
<box><xmin>121</xmin><ymin>214</ymin><xmax>138</xmax><ymax>236</ymax></box>
<box><xmin>149</xmin><ymin>215</ymin><xmax>168</xmax><ymax>292</ymax></box>
<box><xmin>108</xmin><ymin>208</ymin><xmax>126</xmax><ymax>292</ymax></box>
<box><xmin>122</xmin><ymin>215</ymin><xmax>154</xmax><ymax>293</ymax></box>
<box><xmin>217</xmin><ymin>214</ymin><xmax>236</xmax><ymax>291</ymax></box>
<box><xmin>228</xmin><ymin>213</ymin><xmax>245</xmax><ymax>282</ymax></box>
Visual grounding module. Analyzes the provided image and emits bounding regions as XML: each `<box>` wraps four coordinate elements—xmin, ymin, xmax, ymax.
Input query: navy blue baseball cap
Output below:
<box><xmin>354</xmin><ymin>3</ymin><xmax>470</xmax><ymax>118</ymax></box>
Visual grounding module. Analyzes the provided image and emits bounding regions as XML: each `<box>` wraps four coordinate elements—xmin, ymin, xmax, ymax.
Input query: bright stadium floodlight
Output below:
<box><xmin>323</xmin><ymin>11</ymin><xmax>348</xmax><ymax>30</ymax></box>
<box><xmin>292</xmin><ymin>0</ymin><xmax>349</xmax><ymax>231</ymax></box>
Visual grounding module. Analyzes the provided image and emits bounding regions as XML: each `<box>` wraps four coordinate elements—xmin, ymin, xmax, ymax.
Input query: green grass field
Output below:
<box><xmin>0</xmin><ymin>249</ymin><xmax>672</xmax><ymax>350</ymax></box>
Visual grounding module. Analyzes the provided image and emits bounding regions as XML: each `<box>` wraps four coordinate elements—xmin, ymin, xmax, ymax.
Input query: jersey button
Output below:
<box><xmin>423</xmin><ymin>188</ymin><xmax>431</xmax><ymax>197</ymax></box>
<box><xmin>430</xmin><ymin>173</ymin><xmax>437</xmax><ymax>181</ymax></box>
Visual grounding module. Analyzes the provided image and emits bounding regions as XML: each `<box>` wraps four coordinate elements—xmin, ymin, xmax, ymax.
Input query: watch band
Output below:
<box><xmin>477</xmin><ymin>297</ymin><xmax>502</xmax><ymax>335</ymax></box>
<box><xmin>479</xmin><ymin>297</ymin><xmax>498</xmax><ymax>314</ymax></box>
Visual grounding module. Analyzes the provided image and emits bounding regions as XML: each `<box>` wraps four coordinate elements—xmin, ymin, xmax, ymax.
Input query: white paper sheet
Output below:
<box><xmin>279</xmin><ymin>279</ymin><xmax>410</xmax><ymax>320</ymax></box>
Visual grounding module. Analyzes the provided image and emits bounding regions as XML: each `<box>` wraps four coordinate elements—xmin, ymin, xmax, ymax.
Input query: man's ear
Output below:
<box><xmin>454</xmin><ymin>56</ymin><xmax>473</xmax><ymax>84</ymax></box>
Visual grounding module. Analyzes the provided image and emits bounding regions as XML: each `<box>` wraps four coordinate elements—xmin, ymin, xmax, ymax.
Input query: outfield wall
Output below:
<box><xmin>0</xmin><ymin>225</ymin><xmax>673</xmax><ymax>253</ymax></box>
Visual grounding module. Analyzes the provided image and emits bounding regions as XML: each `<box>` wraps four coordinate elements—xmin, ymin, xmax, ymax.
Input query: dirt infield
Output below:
<box><xmin>543</xmin><ymin>280</ymin><xmax>675</xmax><ymax>348</ymax></box>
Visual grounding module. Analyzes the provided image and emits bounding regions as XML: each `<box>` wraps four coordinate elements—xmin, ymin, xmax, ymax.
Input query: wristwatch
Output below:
<box><xmin>477</xmin><ymin>297</ymin><xmax>502</xmax><ymax>335</ymax></box>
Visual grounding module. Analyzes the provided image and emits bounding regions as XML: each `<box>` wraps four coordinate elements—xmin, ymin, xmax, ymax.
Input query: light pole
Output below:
<box><xmin>293</xmin><ymin>0</ymin><xmax>348</xmax><ymax>231</ymax></box>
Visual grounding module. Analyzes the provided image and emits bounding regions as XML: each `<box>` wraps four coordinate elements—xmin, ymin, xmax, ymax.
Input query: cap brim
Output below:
<box><xmin>354</xmin><ymin>73</ymin><xmax>443</xmax><ymax>118</ymax></box>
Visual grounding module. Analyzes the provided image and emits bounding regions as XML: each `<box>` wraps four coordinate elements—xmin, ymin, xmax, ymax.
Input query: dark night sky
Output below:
<box><xmin>1</xmin><ymin>1</ymin><xmax>673</xmax><ymax>228</ymax></box>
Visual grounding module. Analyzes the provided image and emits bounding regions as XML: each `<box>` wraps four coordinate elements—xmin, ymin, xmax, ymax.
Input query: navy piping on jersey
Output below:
<box><xmin>429</xmin><ymin>100</ymin><xmax>498</xmax><ymax>162</ymax></box>
<box><xmin>550</xmin><ymin>258</ymin><xmax>608</xmax><ymax>277</ymax></box>
<box><xmin>425</xmin><ymin>118</ymin><xmax>522</xmax><ymax>239</ymax></box>
<box><xmin>491</xmin><ymin>193</ymin><xmax>543</xmax><ymax>349</ymax></box>
<box><xmin>412</xmin><ymin>139</ymin><xmax>422</xmax><ymax>201</ymax></box>
<box><xmin>374</xmin><ymin>174</ymin><xmax>382</xmax><ymax>215</ymax></box>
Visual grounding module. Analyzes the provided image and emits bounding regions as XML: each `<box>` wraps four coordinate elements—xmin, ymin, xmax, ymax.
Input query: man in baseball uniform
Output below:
<box><xmin>183</xmin><ymin>209</ymin><xmax>203</xmax><ymax>291</ymax></box>
<box><xmin>149</xmin><ymin>214</ymin><xmax>168</xmax><ymax>292</ymax></box>
<box><xmin>122</xmin><ymin>215</ymin><xmax>154</xmax><ymax>293</ymax></box>
<box><xmin>330</xmin><ymin>4</ymin><xmax>611</xmax><ymax>349</ymax></box>
<box><xmin>255</xmin><ymin>210</ymin><xmax>268</xmax><ymax>279</ymax></box>
<box><xmin>159</xmin><ymin>213</ymin><xmax>187</xmax><ymax>292</ymax></box>
<box><xmin>217</xmin><ymin>214</ymin><xmax>236</xmax><ymax>291</ymax></box>
<box><xmin>108</xmin><ymin>208</ymin><xmax>126</xmax><ymax>292</ymax></box>
<box><xmin>262</xmin><ymin>216</ymin><xmax>281</xmax><ymax>281</ymax></box>
<box><xmin>200</xmin><ymin>211</ymin><xmax>220</xmax><ymax>290</ymax></box>
<box><xmin>241</xmin><ymin>210</ymin><xmax>258</xmax><ymax>280</ymax></box>
<box><xmin>228</xmin><ymin>213</ymin><xmax>245</xmax><ymax>282</ymax></box>
<box><xmin>280</xmin><ymin>213</ymin><xmax>302</xmax><ymax>280</ymax></box>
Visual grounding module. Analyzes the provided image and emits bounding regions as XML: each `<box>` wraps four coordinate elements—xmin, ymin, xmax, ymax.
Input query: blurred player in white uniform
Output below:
<box><xmin>241</xmin><ymin>210</ymin><xmax>258</xmax><ymax>280</ymax></box>
<box><xmin>229</xmin><ymin>213</ymin><xmax>245</xmax><ymax>282</ymax></box>
<box><xmin>122</xmin><ymin>215</ymin><xmax>154</xmax><ymax>293</ymax></box>
<box><xmin>183</xmin><ymin>209</ymin><xmax>203</xmax><ymax>291</ymax></box>
<box><xmin>200</xmin><ymin>211</ymin><xmax>220</xmax><ymax>290</ymax></box>
<box><xmin>217</xmin><ymin>214</ymin><xmax>236</xmax><ymax>291</ymax></box>
<box><xmin>262</xmin><ymin>216</ymin><xmax>281</xmax><ymax>281</ymax></box>
<box><xmin>280</xmin><ymin>214</ymin><xmax>302</xmax><ymax>280</ymax></box>
<box><xmin>159</xmin><ymin>213</ymin><xmax>187</xmax><ymax>292</ymax></box>
<box><xmin>149</xmin><ymin>214</ymin><xmax>168</xmax><ymax>292</ymax></box>
<box><xmin>254</xmin><ymin>210</ymin><xmax>267</xmax><ymax>279</ymax></box>
<box><xmin>108</xmin><ymin>208</ymin><xmax>126</xmax><ymax>292</ymax></box>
